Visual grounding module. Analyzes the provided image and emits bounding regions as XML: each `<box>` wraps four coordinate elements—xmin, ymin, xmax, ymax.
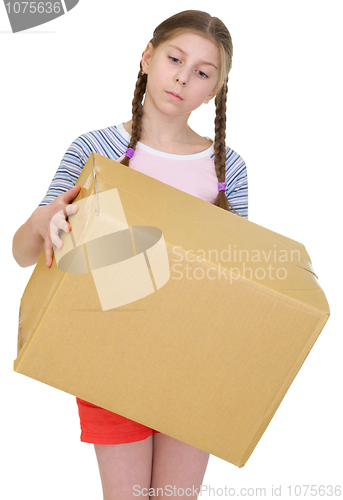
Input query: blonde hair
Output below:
<box><xmin>121</xmin><ymin>10</ymin><xmax>237</xmax><ymax>213</ymax></box>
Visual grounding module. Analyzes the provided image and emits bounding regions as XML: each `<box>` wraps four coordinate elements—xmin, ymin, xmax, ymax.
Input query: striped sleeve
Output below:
<box><xmin>38</xmin><ymin>139</ymin><xmax>87</xmax><ymax>206</ymax></box>
<box><xmin>225</xmin><ymin>147</ymin><xmax>248</xmax><ymax>220</ymax></box>
<box><xmin>38</xmin><ymin>126</ymin><xmax>128</xmax><ymax>207</ymax></box>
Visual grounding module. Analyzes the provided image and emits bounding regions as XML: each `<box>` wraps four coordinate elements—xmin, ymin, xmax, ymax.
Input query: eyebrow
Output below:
<box><xmin>167</xmin><ymin>44</ymin><xmax>218</xmax><ymax>70</ymax></box>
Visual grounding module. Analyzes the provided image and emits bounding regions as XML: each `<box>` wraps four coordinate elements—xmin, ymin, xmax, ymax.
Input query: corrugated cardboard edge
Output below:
<box><xmin>238</xmin><ymin>312</ymin><xmax>329</xmax><ymax>467</ymax></box>
<box><xmin>231</xmin><ymin>267</ymin><xmax>330</xmax><ymax>318</ymax></box>
<box><xmin>14</xmin><ymin>253</ymin><xmax>70</xmax><ymax>373</ymax></box>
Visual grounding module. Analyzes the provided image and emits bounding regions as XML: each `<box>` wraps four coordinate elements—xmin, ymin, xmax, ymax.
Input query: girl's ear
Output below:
<box><xmin>203</xmin><ymin>88</ymin><xmax>217</xmax><ymax>104</ymax></box>
<box><xmin>204</xmin><ymin>81</ymin><xmax>223</xmax><ymax>104</ymax></box>
<box><xmin>141</xmin><ymin>42</ymin><xmax>154</xmax><ymax>74</ymax></box>
<box><xmin>203</xmin><ymin>93</ymin><xmax>215</xmax><ymax>104</ymax></box>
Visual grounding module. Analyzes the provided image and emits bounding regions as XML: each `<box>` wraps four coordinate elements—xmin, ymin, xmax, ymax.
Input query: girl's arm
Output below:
<box><xmin>13</xmin><ymin>134</ymin><xmax>87</xmax><ymax>269</ymax></box>
<box><xmin>12</xmin><ymin>185</ymin><xmax>81</xmax><ymax>268</ymax></box>
<box><xmin>225</xmin><ymin>149</ymin><xmax>248</xmax><ymax>219</ymax></box>
<box><xmin>13</xmin><ymin>125</ymin><xmax>126</xmax><ymax>268</ymax></box>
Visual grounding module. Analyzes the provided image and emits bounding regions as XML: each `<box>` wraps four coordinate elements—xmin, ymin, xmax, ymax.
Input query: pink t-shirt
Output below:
<box><xmin>116</xmin><ymin>123</ymin><xmax>218</xmax><ymax>204</ymax></box>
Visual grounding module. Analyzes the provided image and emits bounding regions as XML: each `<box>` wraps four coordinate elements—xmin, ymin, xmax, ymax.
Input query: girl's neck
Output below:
<box><xmin>123</xmin><ymin>113</ymin><xmax>212</xmax><ymax>155</ymax></box>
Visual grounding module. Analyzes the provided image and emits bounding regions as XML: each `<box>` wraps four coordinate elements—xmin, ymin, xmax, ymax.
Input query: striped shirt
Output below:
<box><xmin>39</xmin><ymin>123</ymin><xmax>248</xmax><ymax>219</ymax></box>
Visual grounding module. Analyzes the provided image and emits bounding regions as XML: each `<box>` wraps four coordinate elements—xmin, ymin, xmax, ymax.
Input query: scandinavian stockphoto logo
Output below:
<box><xmin>4</xmin><ymin>0</ymin><xmax>79</xmax><ymax>33</ymax></box>
<box><xmin>54</xmin><ymin>189</ymin><xmax>170</xmax><ymax>311</ymax></box>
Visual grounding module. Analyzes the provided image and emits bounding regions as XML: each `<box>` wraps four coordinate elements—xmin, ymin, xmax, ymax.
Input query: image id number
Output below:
<box><xmin>5</xmin><ymin>2</ymin><xmax>62</xmax><ymax>14</ymax></box>
<box><xmin>287</xmin><ymin>485</ymin><xmax>341</xmax><ymax>496</ymax></box>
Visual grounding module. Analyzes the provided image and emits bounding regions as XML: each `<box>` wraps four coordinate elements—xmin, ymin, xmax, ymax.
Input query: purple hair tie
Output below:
<box><xmin>218</xmin><ymin>182</ymin><xmax>226</xmax><ymax>192</ymax></box>
<box><xmin>125</xmin><ymin>148</ymin><xmax>135</xmax><ymax>159</ymax></box>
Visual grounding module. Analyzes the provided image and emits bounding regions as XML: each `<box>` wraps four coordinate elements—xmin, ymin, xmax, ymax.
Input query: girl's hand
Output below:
<box><xmin>50</xmin><ymin>204</ymin><xmax>78</xmax><ymax>250</ymax></box>
<box><xmin>31</xmin><ymin>185</ymin><xmax>81</xmax><ymax>268</ymax></box>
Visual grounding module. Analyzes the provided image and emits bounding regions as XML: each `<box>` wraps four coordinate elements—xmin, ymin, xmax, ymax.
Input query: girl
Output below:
<box><xmin>12</xmin><ymin>10</ymin><xmax>248</xmax><ymax>500</ymax></box>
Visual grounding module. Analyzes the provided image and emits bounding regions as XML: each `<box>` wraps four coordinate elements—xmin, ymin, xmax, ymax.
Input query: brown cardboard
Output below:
<box><xmin>14</xmin><ymin>152</ymin><xmax>330</xmax><ymax>467</ymax></box>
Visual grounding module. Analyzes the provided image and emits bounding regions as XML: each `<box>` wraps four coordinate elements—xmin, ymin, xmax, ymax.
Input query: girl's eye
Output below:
<box><xmin>168</xmin><ymin>56</ymin><xmax>208</xmax><ymax>78</ymax></box>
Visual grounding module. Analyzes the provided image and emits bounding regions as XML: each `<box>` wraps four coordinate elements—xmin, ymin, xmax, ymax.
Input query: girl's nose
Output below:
<box><xmin>175</xmin><ymin>68</ymin><xmax>189</xmax><ymax>86</ymax></box>
<box><xmin>175</xmin><ymin>77</ymin><xmax>187</xmax><ymax>86</ymax></box>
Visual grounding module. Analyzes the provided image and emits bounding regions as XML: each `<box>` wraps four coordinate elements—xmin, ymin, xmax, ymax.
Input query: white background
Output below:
<box><xmin>1</xmin><ymin>1</ymin><xmax>342</xmax><ymax>498</ymax></box>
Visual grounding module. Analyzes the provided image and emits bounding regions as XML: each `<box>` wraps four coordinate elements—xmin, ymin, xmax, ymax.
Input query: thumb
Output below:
<box><xmin>60</xmin><ymin>185</ymin><xmax>81</xmax><ymax>204</ymax></box>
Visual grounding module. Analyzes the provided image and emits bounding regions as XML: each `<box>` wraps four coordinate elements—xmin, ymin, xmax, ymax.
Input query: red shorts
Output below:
<box><xmin>76</xmin><ymin>398</ymin><xmax>160</xmax><ymax>445</ymax></box>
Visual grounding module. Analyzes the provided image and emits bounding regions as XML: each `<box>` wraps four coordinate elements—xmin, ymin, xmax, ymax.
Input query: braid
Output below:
<box><xmin>120</xmin><ymin>63</ymin><xmax>147</xmax><ymax>167</ymax></box>
<box><xmin>213</xmin><ymin>79</ymin><xmax>238</xmax><ymax>214</ymax></box>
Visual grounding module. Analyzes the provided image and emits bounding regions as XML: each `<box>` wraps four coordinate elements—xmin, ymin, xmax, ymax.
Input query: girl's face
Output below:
<box><xmin>141</xmin><ymin>32</ymin><xmax>221</xmax><ymax>119</ymax></box>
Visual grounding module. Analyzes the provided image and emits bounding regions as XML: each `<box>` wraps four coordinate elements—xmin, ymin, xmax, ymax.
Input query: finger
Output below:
<box><xmin>49</xmin><ymin>190</ymin><xmax>80</xmax><ymax>221</ymax></box>
<box><xmin>65</xmin><ymin>203</ymin><xmax>79</xmax><ymax>216</ymax></box>
<box><xmin>55</xmin><ymin>218</ymin><xmax>70</xmax><ymax>233</ymax></box>
<box><xmin>60</xmin><ymin>185</ymin><xmax>81</xmax><ymax>204</ymax></box>
<box><xmin>44</xmin><ymin>239</ymin><xmax>54</xmax><ymax>268</ymax></box>
<box><xmin>62</xmin><ymin>205</ymin><xmax>68</xmax><ymax>221</ymax></box>
<box><xmin>51</xmin><ymin>232</ymin><xmax>64</xmax><ymax>249</ymax></box>
<box><xmin>53</xmin><ymin>206</ymin><xmax>71</xmax><ymax>226</ymax></box>
<box><xmin>50</xmin><ymin>211</ymin><xmax>69</xmax><ymax>233</ymax></box>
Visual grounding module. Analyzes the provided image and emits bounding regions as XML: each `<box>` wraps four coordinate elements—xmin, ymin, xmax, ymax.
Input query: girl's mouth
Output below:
<box><xmin>166</xmin><ymin>91</ymin><xmax>183</xmax><ymax>101</ymax></box>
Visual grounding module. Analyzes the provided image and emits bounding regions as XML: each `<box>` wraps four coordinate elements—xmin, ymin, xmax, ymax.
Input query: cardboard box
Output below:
<box><xmin>14</xmin><ymin>152</ymin><xmax>330</xmax><ymax>467</ymax></box>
